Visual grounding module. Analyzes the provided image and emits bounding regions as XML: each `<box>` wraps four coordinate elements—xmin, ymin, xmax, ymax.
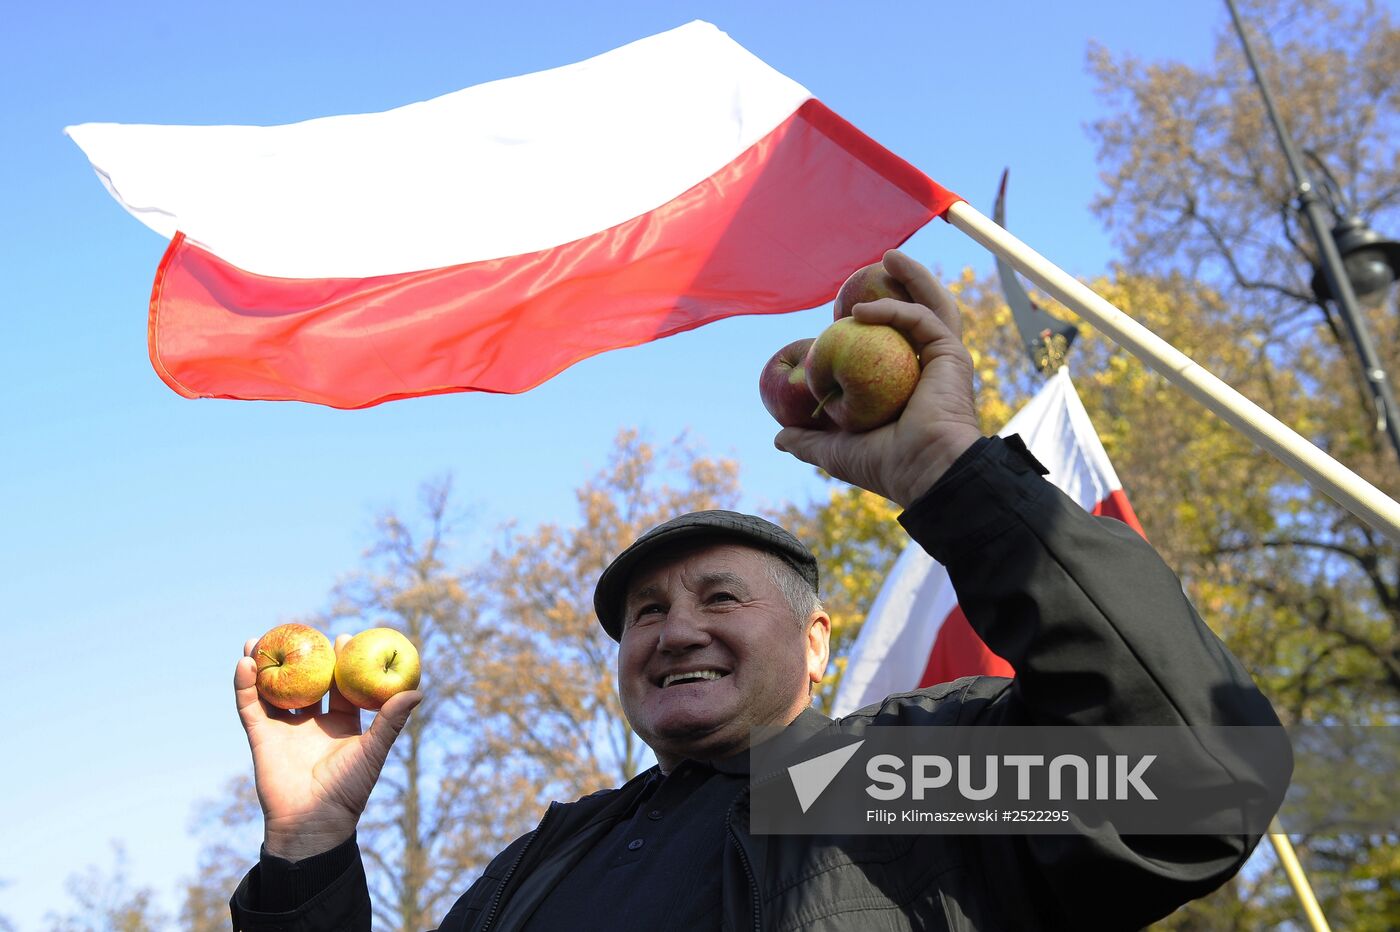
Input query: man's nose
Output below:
<box><xmin>656</xmin><ymin>602</ymin><xmax>711</xmax><ymax>653</ymax></box>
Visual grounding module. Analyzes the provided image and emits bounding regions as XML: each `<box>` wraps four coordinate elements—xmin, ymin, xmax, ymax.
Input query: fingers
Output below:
<box><xmin>850</xmin><ymin>295</ymin><xmax>962</xmax><ymax>368</ymax></box>
<box><xmin>846</xmin><ymin>251</ymin><xmax>963</xmax><ymax>360</ymax></box>
<box><xmin>849</xmin><ymin>250</ymin><xmax>966</xmax><ymax>369</ymax></box>
<box><xmin>319</xmin><ymin>633</ymin><xmax>361</xmax><ymax>715</ymax></box>
<box><xmin>881</xmin><ymin>249</ymin><xmax>964</xmax><ymax>341</ymax></box>
<box><xmin>326</xmin><ymin>675</ymin><xmax>360</xmax><ymax>718</ymax></box>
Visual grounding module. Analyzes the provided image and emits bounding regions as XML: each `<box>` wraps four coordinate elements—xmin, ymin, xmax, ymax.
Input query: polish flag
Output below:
<box><xmin>831</xmin><ymin>368</ymin><xmax>1145</xmax><ymax>716</ymax></box>
<box><xmin>65</xmin><ymin>22</ymin><xmax>959</xmax><ymax>409</ymax></box>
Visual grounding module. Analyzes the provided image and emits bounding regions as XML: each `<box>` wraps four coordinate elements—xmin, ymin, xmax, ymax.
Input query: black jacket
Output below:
<box><xmin>231</xmin><ymin>436</ymin><xmax>1289</xmax><ymax>931</ymax></box>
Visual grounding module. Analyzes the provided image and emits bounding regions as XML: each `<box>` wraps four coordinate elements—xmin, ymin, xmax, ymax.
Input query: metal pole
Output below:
<box><xmin>1224</xmin><ymin>8</ymin><xmax>1345</xmax><ymax>928</ymax></box>
<box><xmin>1224</xmin><ymin>0</ymin><xmax>1400</xmax><ymax>465</ymax></box>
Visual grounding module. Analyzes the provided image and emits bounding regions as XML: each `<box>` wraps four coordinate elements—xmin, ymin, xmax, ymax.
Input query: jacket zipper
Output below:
<box><xmin>479</xmin><ymin>801</ymin><xmax>559</xmax><ymax>932</ymax></box>
<box><xmin>729</xmin><ymin>762</ymin><xmax>810</xmax><ymax>932</ymax></box>
<box><xmin>725</xmin><ymin>806</ymin><xmax>761</xmax><ymax>932</ymax></box>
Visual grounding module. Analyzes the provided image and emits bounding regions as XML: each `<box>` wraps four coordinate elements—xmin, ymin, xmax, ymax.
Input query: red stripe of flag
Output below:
<box><xmin>147</xmin><ymin>100</ymin><xmax>959</xmax><ymax>408</ymax></box>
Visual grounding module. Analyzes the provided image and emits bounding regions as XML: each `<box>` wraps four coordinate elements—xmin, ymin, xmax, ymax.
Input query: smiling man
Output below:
<box><xmin>605</xmin><ymin>517</ymin><xmax>831</xmax><ymax>771</ymax></box>
<box><xmin>229</xmin><ymin>250</ymin><xmax>1288</xmax><ymax>931</ymax></box>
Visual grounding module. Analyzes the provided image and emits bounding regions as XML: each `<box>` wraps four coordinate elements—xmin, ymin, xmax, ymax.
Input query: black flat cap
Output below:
<box><xmin>593</xmin><ymin>510</ymin><xmax>819</xmax><ymax>641</ymax></box>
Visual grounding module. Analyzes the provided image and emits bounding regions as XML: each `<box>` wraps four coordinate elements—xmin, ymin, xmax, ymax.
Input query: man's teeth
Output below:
<box><xmin>662</xmin><ymin>670</ymin><xmax>727</xmax><ymax>688</ymax></box>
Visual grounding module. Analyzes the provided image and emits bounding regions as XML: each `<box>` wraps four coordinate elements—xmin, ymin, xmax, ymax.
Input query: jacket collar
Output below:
<box><xmin>682</xmin><ymin>705</ymin><xmax>837</xmax><ymax>777</ymax></box>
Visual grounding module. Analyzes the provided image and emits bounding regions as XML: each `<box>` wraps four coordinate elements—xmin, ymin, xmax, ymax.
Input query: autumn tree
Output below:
<box><xmin>179</xmin><ymin>775</ymin><xmax>261</xmax><ymax>932</ymax></box>
<box><xmin>1087</xmin><ymin>0</ymin><xmax>1400</xmax><ymax>720</ymax></box>
<box><xmin>920</xmin><ymin>0</ymin><xmax>1400</xmax><ymax>923</ymax></box>
<box><xmin>475</xmin><ymin>428</ymin><xmax>742</xmax><ymax>790</ymax></box>
<box><xmin>44</xmin><ymin>843</ymin><xmax>167</xmax><ymax>932</ymax></box>
<box><xmin>316</xmin><ymin>476</ymin><xmax>547</xmax><ymax>932</ymax></box>
<box><xmin>950</xmin><ymin>252</ymin><xmax>1400</xmax><ymax>926</ymax></box>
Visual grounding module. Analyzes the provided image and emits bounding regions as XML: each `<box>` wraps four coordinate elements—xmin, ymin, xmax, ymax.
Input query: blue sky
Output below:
<box><xmin>2</xmin><ymin>1</ymin><xmax>1228</xmax><ymax>926</ymax></box>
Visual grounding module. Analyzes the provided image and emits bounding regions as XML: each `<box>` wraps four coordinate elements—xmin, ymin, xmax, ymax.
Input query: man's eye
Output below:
<box><xmin>633</xmin><ymin>604</ymin><xmax>664</xmax><ymax>622</ymax></box>
<box><xmin>711</xmin><ymin>591</ymin><xmax>737</xmax><ymax>603</ymax></box>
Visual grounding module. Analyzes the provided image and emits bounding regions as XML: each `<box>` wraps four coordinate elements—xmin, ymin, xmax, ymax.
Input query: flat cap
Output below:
<box><xmin>593</xmin><ymin>510</ymin><xmax>819</xmax><ymax>641</ymax></box>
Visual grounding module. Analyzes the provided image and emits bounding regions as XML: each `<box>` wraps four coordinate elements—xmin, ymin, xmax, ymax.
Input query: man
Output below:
<box><xmin>229</xmin><ymin>250</ymin><xmax>1288</xmax><ymax>930</ymax></box>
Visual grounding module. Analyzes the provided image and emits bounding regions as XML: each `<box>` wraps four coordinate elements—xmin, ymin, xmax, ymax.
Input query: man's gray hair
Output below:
<box><xmin>761</xmin><ymin>550</ymin><xmax>823</xmax><ymax>623</ymax></box>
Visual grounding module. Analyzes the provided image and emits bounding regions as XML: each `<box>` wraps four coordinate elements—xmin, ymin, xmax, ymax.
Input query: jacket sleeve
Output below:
<box><xmin>229</xmin><ymin>836</ymin><xmax>372</xmax><ymax>931</ymax></box>
<box><xmin>897</xmin><ymin>434</ymin><xmax>1291</xmax><ymax>929</ymax></box>
<box><xmin>228</xmin><ymin>831</ymin><xmax>531</xmax><ymax>932</ymax></box>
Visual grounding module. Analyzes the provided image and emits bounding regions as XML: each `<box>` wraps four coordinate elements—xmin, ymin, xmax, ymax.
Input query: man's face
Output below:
<box><xmin>616</xmin><ymin>540</ymin><xmax>829</xmax><ymax>769</ymax></box>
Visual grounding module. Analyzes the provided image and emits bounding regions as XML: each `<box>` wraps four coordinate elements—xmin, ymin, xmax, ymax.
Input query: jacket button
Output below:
<box><xmin>647</xmin><ymin>809</ymin><xmax>662</xmax><ymax>820</ymax></box>
<box><xmin>627</xmin><ymin>838</ymin><xmax>644</xmax><ymax>851</ymax></box>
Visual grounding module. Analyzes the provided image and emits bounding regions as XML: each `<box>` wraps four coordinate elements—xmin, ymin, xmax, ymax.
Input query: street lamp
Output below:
<box><xmin>1305</xmin><ymin>152</ymin><xmax>1400</xmax><ymax>304</ymax></box>
<box><xmin>1225</xmin><ymin>0</ymin><xmax>1400</xmax><ymax>464</ymax></box>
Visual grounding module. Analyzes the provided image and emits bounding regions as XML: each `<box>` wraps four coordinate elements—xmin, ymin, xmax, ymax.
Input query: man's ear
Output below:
<box><xmin>806</xmin><ymin>610</ymin><xmax>831</xmax><ymax>687</ymax></box>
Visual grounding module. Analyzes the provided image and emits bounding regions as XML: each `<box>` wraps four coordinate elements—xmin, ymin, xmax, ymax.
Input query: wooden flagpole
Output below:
<box><xmin>945</xmin><ymin>200</ymin><xmax>1400</xmax><ymax>545</ymax></box>
<box><xmin>1267</xmin><ymin>820</ymin><xmax>1332</xmax><ymax>932</ymax></box>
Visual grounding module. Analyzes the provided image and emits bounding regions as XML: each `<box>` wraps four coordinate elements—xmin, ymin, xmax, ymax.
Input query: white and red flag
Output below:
<box><xmin>831</xmin><ymin>368</ymin><xmax>1145</xmax><ymax>716</ymax></box>
<box><xmin>65</xmin><ymin>21</ymin><xmax>959</xmax><ymax>409</ymax></box>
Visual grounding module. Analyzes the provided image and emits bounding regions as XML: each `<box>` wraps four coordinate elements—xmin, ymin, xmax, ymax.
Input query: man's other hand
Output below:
<box><xmin>235</xmin><ymin>633</ymin><xmax>422</xmax><ymax>861</ymax></box>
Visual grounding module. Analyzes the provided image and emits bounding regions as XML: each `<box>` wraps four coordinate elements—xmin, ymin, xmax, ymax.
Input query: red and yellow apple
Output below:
<box><xmin>832</xmin><ymin>262</ymin><xmax>912</xmax><ymax>320</ymax></box>
<box><xmin>804</xmin><ymin>318</ymin><xmax>920</xmax><ymax>432</ymax></box>
<box><xmin>252</xmin><ymin>623</ymin><xmax>336</xmax><ymax>710</ymax></box>
<box><xmin>334</xmin><ymin>627</ymin><xmax>422</xmax><ymax>711</ymax></box>
<box><xmin>758</xmin><ymin>338</ymin><xmax>836</xmax><ymax>429</ymax></box>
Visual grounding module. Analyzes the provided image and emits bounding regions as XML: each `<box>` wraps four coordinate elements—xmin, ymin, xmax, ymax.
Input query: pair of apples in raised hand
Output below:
<box><xmin>759</xmin><ymin>263</ymin><xmax>920</xmax><ymax>432</ymax></box>
<box><xmin>251</xmin><ymin>623</ymin><xmax>421</xmax><ymax>711</ymax></box>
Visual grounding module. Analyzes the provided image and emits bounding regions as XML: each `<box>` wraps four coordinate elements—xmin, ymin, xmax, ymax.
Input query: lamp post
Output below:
<box><xmin>1303</xmin><ymin>153</ymin><xmax>1400</xmax><ymax>306</ymax></box>
<box><xmin>1225</xmin><ymin>0</ymin><xmax>1400</xmax><ymax>465</ymax></box>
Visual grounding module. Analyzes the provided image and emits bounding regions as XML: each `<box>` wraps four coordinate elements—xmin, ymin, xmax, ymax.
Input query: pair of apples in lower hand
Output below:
<box><xmin>760</xmin><ymin>263</ymin><xmax>920</xmax><ymax>432</ymax></box>
<box><xmin>252</xmin><ymin>623</ymin><xmax>421</xmax><ymax>711</ymax></box>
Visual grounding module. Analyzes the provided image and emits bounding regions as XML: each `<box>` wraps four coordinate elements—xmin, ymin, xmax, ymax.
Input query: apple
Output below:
<box><xmin>252</xmin><ymin>623</ymin><xmax>336</xmax><ymax>710</ymax></box>
<box><xmin>334</xmin><ymin>627</ymin><xmax>422</xmax><ymax>711</ymax></box>
<box><xmin>803</xmin><ymin>318</ymin><xmax>920</xmax><ymax>432</ymax></box>
<box><xmin>832</xmin><ymin>262</ymin><xmax>912</xmax><ymax>320</ymax></box>
<box><xmin>759</xmin><ymin>338</ymin><xmax>836</xmax><ymax>429</ymax></box>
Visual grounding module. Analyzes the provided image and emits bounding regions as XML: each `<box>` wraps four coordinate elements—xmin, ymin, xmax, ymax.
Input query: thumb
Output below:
<box><xmin>234</xmin><ymin>654</ymin><xmax>270</xmax><ymax>731</ymax></box>
<box><xmin>775</xmin><ymin>426</ymin><xmax>855</xmax><ymax>476</ymax></box>
<box><xmin>361</xmin><ymin>690</ymin><xmax>423</xmax><ymax>758</ymax></box>
<box><xmin>775</xmin><ymin>426</ymin><xmax>827</xmax><ymax>463</ymax></box>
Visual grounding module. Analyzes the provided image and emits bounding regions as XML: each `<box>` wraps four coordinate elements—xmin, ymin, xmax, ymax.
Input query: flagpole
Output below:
<box><xmin>1267</xmin><ymin>820</ymin><xmax>1332</xmax><ymax>932</ymax></box>
<box><xmin>944</xmin><ymin>200</ymin><xmax>1400</xmax><ymax>545</ymax></box>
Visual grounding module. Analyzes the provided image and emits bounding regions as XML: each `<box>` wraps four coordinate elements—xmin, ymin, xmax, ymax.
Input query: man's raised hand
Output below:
<box><xmin>234</xmin><ymin>633</ymin><xmax>421</xmax><ymax>861</ymax></box>
<box><xmin>774</xmin><ymin>249</ymin><xmax>983</xmax><ymax>508</ymax></box>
